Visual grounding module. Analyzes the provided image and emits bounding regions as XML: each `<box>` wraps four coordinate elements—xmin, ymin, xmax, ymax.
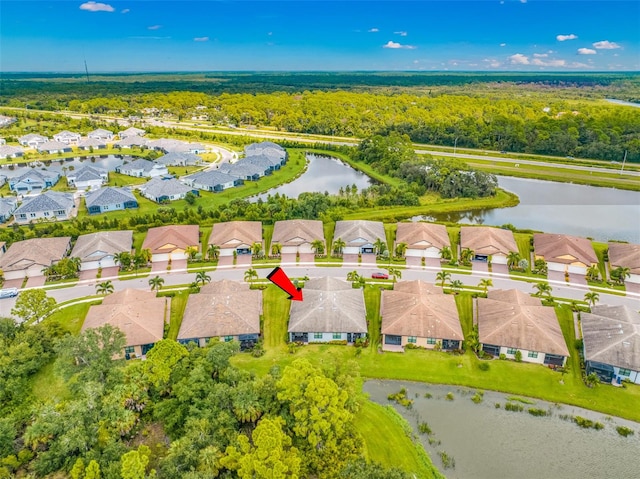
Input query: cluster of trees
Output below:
<box><xmin>41</xmin><ymin>256</ymin><xmax>81</xmax><ymax>282</ymax></box>
<box><xmin>0</xmin><ymin>323</ymin><xmax>423</xmax><ymax>478</ymax></box>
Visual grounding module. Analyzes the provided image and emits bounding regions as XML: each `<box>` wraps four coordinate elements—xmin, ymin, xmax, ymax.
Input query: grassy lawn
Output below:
<box><xmin>355</xmin><ymin>401</ymin><xmax>443</xmax><ymax>478</ymax></box>
<box><xmin>592</xmin><ymin>241</ymin><xmax>609</xmax><ymax>280</ymax></box>
<box><xmin>514</xmin><ymin>232</ymin><xmax>533</xmax><ymax>270</ymax></box>
<box><xmin>262</xmin><ymin>224</ymin><xmax>274</xmax><ymax>254</ymax></box>
<box><xmin>119</xmin><ymin>268</ymin><xmax>152</xmax><ymax>279</ymax></box>
<box><xmin>315</xmin><ymin>256</ymin><xmax>343</xmax><ymax>266</ymax></box>
<box><xmin>31</xmin><ymin>362</ymin><xmax>71</xmax><ymax>403</ymax></box>
<box><xmin>364</xmin><ymin>285</ymin><xmax>383</xmax><ymax>347</ymax></box>
<box><xmin>165</xmin><ymin>290</ymin><xmax>189</xmax><ymax>340</ymax></box>
<box><xmin>45</xmin><ymin>300</ymin><xmax>97</xmax><ymax>334</ymax></box>
<box><xmin>447</xmin><ymin>226</ymin><xmax>460</xmax><ymax>261</ymax></box>
<box><xmin>187</xmin><ymin>261</ymin><xmax>218</xmax><ymax>272</ymax></box>
<box><xmin>454</xmin><ymin>293</ymin><xmax>474</xmax><ymax>339</ymax></box>
<box><xmin>323</xmin><ymin>221</ymin><xmax>336</xmax><ymax>253</ymax></box>
<box><xmin>262</xmin><ymin>285</ymin><xmax>291</xmax><ymax>349</ymax></box>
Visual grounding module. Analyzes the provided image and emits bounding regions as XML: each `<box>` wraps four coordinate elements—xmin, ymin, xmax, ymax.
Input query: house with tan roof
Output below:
<box><xmin>395</xmin><ymin>222</ymin><xmax>450</xmax><ymax>258</ymax></box>
<box><xmin>333</xmin><ymin>220</ymin><xmax>386</xmax><ymax>255</ymax></box>
<box><xmin>534</xmin><ymin>233</ymin><xmax>598</xmax><ymax>275</ymax></box>
<box><xmin>0</xmin><ymin>237</ymin><xmax>71</xmax><ymax>280</ymax></box>
<box><xmin>608</xmin><ymin>242</ymin><xmax>640</xmax><ymax>284</ymax></box>
<box><xmin>272</xmin><ymin>219</ymin><xmax>324</xmax><ymax>255</ymax></box>
<box><xmin>288</xmin><ymin>277</ymin><xmax>367</xmax><ymax>344</ymax></box>
<box><xmin>381</xmin><ymin>280</ymin><xmax>462</xmax><ymax>352</ymax></box>
<box><xmin>178</xmin><ymin>280</ymin><xmax>262</xmax><ymax>349</ymax></box>
<box><xmin>460</xmin><ymin>226</ymin><xmax>517</xmax><ymax>264</ymax></box>
<box><xmin>582</xmin><ymin>305</ymin><xmax>640</xmax><ymax>384</ymax></box>
<box><xmin>71</xmin><ymin>230</ymin><xmax>133</xmax><ymax>271</ymax></box>
<box><xmin>82</xmin><ymin>289</ymin><xmax>168</xmax><ymax>359</ymax></box>
<box><xmin>142</xmin><ymin>224</ymin><xmax>200</xmax><ymax>262</ymax></box>
<box><xmin>477</xmin><ymin>289</ymin><xmax>569</xmax><ymax>366</ymax></box>
<box><xmin>209</xmin><ymin>221</ymin><xmax>262</xmax><ymax>257</ymax></box>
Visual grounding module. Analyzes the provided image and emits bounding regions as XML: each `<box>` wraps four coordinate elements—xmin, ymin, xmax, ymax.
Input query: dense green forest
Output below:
<box><xmin>1</xmin><ymin>321</ymin><xmax>431</xmax><ymax>478</ymax></box>
<box><xmin>1</xmin><ymin>72</ymin><xmax>639</xmax><ymax>162</ymax></box>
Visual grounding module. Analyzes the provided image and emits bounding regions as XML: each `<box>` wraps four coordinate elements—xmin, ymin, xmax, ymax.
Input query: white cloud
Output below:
<box><xmin>509</xmin><ymin>53</ymin><xmax>530</xmax><ymax>65</ymax></box>
<box><xmin>394</xmin><ymin>31</ymin><xmax>407</xmax><ymax>36</ymax></box>
<box><xmin>532</xmin><ymin>58</ymin><xmax>566</xmax><ymax>67</ymax></box>
<box><xmin>368</xmin><ymin>28</ymin><xmax>379</xmax><ymax>33</ymax></box>
<box><xmin>520</xmin><ymin>0</ymin><xmax>527</xmax><ymax>3</ymax></box>
<box><xmin>577</xmin><ymin>48</ymin><xmax>597</xmax><ymax>55</ymax></box>
<box><xmin>533</xmin><ymin>53</ymin><xmax>548</xmax><ymax>58</ymax></box>
<box><xmin>383</xmin><ymin>41</ymin><xmax>416</xmax><ymax>50</ymax></box>
<box><xmin>80</xmin><ymin>2</ymin><xmax>114</xmax><ymax>12</ymax></box>
<box><xmin>557</xmin><ymin>34</ymin><xmax>578</xmax><ymax>42</ymax></box>
<box><xmin>148</xmin><ymin>25</ymin><xmax>162</xmax><ymax>30</ymax></box>
<box><xmin>500</xmin><ymin>43</ymin><xmax>506</xmax><ymax>47</ymax></box>
<box><xmin>121</xmin><ymin>8</ymin><xmax>130</xmax><ymax>14</ymax></box>
<box><xmin>193</xmin><ymin>37</ymin><xmax>209</xmax><ymax>42</ymax></box>
<box><xmin>593</xmin><ymin>40</ymin><xmax>621</xmax><ymax>49</ymax></box>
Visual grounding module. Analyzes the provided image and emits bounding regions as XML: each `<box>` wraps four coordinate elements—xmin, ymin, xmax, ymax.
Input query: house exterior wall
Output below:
<box><xmin>613</xmin><ymin>366</ymin><xmax>640</xmax><ymax>385</ymax></box>
<box><xmin>80</xmin><ymin>257</ymin><xmax>117</xmax><ymax>271</ymax></box>
<box><xmin>398</xmin><ymin>335</ymin><xmax>460</xmax><ymax>350</ymax></box>
<box><xmin>305</xmin><ymin>332</ymin><xmax>348</xmax><ymax>343</ymax></box>
<box><xmin>14</xmin><ymin>208</ymin><xmax>72</xmax><ymax>224</ymax></box>
<box><xmin>405</xmin><ymin>246</ymin><xmax>441</xmax><ymax>258</ymax></box>
<box><xmin>628</xmin><ymin>273</ymin><xmax>640</xmax><ymax>284</ymax></box>
<box><xmin>547</xmin><ymin>261</ymin><xmax>565</xmax><ymax>272</ymax></box>
<box><xmin>344</xmin><ymin>246</ymin><xmax>360</xmax><ymax>255</ymax></box>
<box><xmin>4</xmin><ymin>264</ymin><xmax>45</xmax><ymax>280</ymax></box>
<box><xmin>497</xmin><ymin>346</ymin><xmax>566</xmax><ymax>366</ymax></box>
<box><xmin>76</xmin><ymin>179</ymin><xmax>105</xmax><ymax>191</ymax></box>
<box><xmin>568</xmin><ymin>264</ymin><xmax>587</xmax><ymax>274</ymax></box>
<box><xmin>491</xmin><ymin>254</ymin><xmax>508</xmax><ymax>265</ymax></box>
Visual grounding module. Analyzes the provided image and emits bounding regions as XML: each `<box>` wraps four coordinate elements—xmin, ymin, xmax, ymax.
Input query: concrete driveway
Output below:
<box><xmin>406</xmin><ymin>256</ymin><xmax>422</xmax><ymax>267</ymax></box>
<box><xmin>548</xmin><ymin>270</ymin><xmax>566</xmax><ymax>283</ymax></box>
<box><xmin>473</xmin><ymin>262</ymin><xmax>489</xmax><ymax>273</ymax></box>
<box><xmin>218</xmin><ymin>256</ymin><xmax>234</xmax><ymax>266</ymax></box>
<box><xmin>152</xmin><ymin>261</ymin><xmax>169</xmax><ymax>272</ymax></box>
<box><xmin>491</xmin><ymin>264</ymin><xmax>509</xmax><ymax>275</ymax></box>
<box><xmin>25</xmin><ymin>276</ymin><xmax>46</xmax><ymax>288</ymax></box>
<box><xmin>236</xmin><ymin>255</ymin><xmax>252</xmax><ymax>266</ymax></box>
<box><xmin>361</xmin><ymin>254</ymin><xmax>377</xmax><ymax>265</ymax></box>
<box><xmin>281</xmin><ymin>253</ymin><xmax>297</xmax><ymax>264</ymax></box>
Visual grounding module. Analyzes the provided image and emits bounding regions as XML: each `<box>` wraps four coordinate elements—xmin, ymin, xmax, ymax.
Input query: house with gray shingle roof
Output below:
<box><xmin>9</xmin><ymin>169</ymin><xmax>60</xmax><ymax>193</ymax></box>
<box><xmin>113</xmin><ymin>136</ymin><xmax>149</xmax><ymax>148</ymax></box>
<box><xmin>139</xmin><ymin>177</ymin><xmax>198</xmax><ymax>203</ymax></box>
<box><xmin>116</xmin><ymin>159</ymin><xmax>168</xmax><ymax>178</ymax></box>
<box><xmin>66</xmin><ymin>165</ymin><xmax>108</xmax><ymax>190</ymax></box>
<box><xmin>155</xmin><ymin>151</ymin><xmax>203</xmax><ymax>166</ymax></box>
<box><xmin>77</xmin><ymin>137</ymin><xmax>107</xmax><ymax>151</ymax></box>
<box><xmin>53</xmin><ymin>130</ymin><xmax>81</xmax><ymax>145</ymax></box>
<box><xmin>219</xmin><ymin>158</ymin><xmax>269</xmax><ymax>181</ymax></box>
<box><xmin>85</xmin><ymin>187</ymin><xmax>138</xmax><ymax>214</ymax></box>
<box><xmin>0</xmin><ymin>145</ymin><xmax>24</xmax><ymax>160</ymax></box>
<box><xmin>288</xmin><ymin>277</ymin><xmax>367</xmax><ymax>344</ymax></box>
<box><xmin>183</xmin><ymin>169</ymin><xmax>242</xmax><ymax>192</ymax></box>
<box><xmin>0</xmin><ymin>197</ymin><xmax>18</xmax><ymax>223</ymax></box>
<box><xmin>37</xmin><ymin>140</ymin><xmax>73</xmax><ymax>154</ymax></box>
<box><xmin>87</xmin><ymin>128</ymin><xmax>114</xmax><ymax>141</ymax></box>
<box><xmin>245</xmin><ymin>141</ymin><xmax>287</xmax><ymax>161</ymax></box>
<box><xmin>18</xmin><ymin>133</ymin><xmax>49</xmax><ymax>149</ymax></box>
<box><xmin>71</xmin><ymin>230</ymin><xmax>133</xmax><ymax>271</ymax></box>
<box><xmin>119</xmin><ymin>127</ymin><xmax>146</xmax><ymax>139</ymax></box>
<box><xmin>12</xmin><ymin>191</ymin><xmax>75</xmax><ymax>224</ymax></box>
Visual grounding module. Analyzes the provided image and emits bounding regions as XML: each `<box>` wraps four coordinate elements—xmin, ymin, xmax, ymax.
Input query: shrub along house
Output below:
<box><xmin>608</xmin><ymin>242</ymin><xmax>640</xmax><ymax>284</ymax></box>
<box><xmin>85</xmin><ymin>187</ymin><xmax>138</xmax><ymax>215</ymax></box>
<box><xmin>271</xmin><ymin>219</ymin><xmax>325</xmax><ymax>256</ymax></box>
<box><xmin>71</xmin><ymin>230</ymin><xmax>133</xmax><ymax>271</ymax></box>
<box><xmin>333</xmin><ymin>220</ymin><xmax>386</xmax><ymax>255</ymax></box>
<box><xmin>582</xmin><ymin>305</ymin><xmax>640</xmax><ymax>384</ymax></box>
<box><xmin>142</xmin><ymin>224</ymin><xmax>200</xmax><ymax>262</ymax></box>
<box><xmin>381</xmin><ymin>280</ymin><xmax>463</xmax><ymax>352</ymax></box>
<box><xmin>81</xmin><ymin>289</ymin><xmax>168</xmax><ymax>359</ymax></box>
<box><xmin>209</xmin><ymin>221</ymin><xmax>262</xmax><ymax>258</ymax></box>
<box><xmin>395</xmin><ymin>222</ymin><xmax>451</xmax><ymax>259</ymax></box>
<box><xmin>477</xmin><ymin>289</ymin><xmax>569</xmax><ymax>366</ymax></box>
<box><xmin>0</xmin><ymin>236</ymin><xmax>71</xmax><ymax>281</ymax></box>
<box><xmin>460</xmin><ymin>226</ymin><xmax>518</xmax><ymax>264</ymax></box>
<box><xmin>288</xmin><ymin>277</ymin><xmax>367</xmax><ymax>344</ymax></box>
<box><xmin>533</xmin><ymin>233</ymin><xmax>598</xmax><ymax>275</ymax></box>
<box><xmin>177</xmin><ymin>280</ymin><xmax>262</xmax><ymax>350</ymax></box>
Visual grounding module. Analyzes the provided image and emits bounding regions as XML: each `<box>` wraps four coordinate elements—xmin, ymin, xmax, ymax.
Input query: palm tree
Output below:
<box><xmin>41</xmin><ymin>264</ymin><xmax>57</xmax><ymax>281</ymax></box>
<box><xmin>507</xmin><ymin>251</ymin><xmax>521</xmax><ymax>271</ymax></box>
<box><xmin>95</xmin><ymin>280</ymin><xmax>114</xmax><ymax>295</ymax></box>
<box><xmin>440</xmin><ymin>246</ymin><xmax>453</xmax><ymax>262</ymax></box>
<box><xmin>244</xmin><ymin>268</ymin><xmax>258</xmax><ymax>282</ymax></box>
<box><xmin>395</xmin><ymin>242</ymin><xmax>408</xmax><ymax>258</ymax></box>
<box><xmin>585</xmin><ymin>265</ymin><xmax>600</xmax><ymax>282</ymax></box>
<box><xmin>311</xmin><ymin>239</ymin><xmax>325</xmax><ymax>255</ymax></box>
<box><xmin>332</xmin><ymin>237</ymin><xmax>346</xmax><ymax>256</ymax></box>
<box><xmin>478</xmin><ymin>278</ymin><xmax>493</xmax><ymax>294</ymax></box>
<box><xmin>436</xmin><ymin>271</ymin><xmax>451</xmax><ymax>287</ymax></box>
<box><xmin>138</xmin><ymin>248</ymin><xmax>152</xmax><ymax>265</ymax></box>
<box><xmin>114</xmin><ymin>251</ymin><xmax>132</xmax><ymax>271</ymax></box>
<box><xmin>533</xmin><ymin>281</ymin><xmax>553</xmax><ymax>298</ymax></box>
<box><xmin>67</xmin><ymin>257</ymin><xmax>82</xmax><ymax>277</ymax></box>
<box><xmin>270</xmin><ymin>242</ymin><xmax>281</xmax><ymax>257</ymax></box>
<box><xmin>610</xmin><ymin>266</ymin><xmax>631</xmax><ymax>285</ymax></box>
<box><xmin>207</xmin><ymin>244</ymin><xmax>220</xmax><ymax>261</ymax></box>
<box><xmin>346</xmin><ymin>270</ymin><xmax>360</xmax><ymax>282</ymax></box>
<box><xmin>450</xmin><ymin>279</ymin><xmax>464</xmax><ymax>294</ymax></box>
<box><xmin>374</xmin><ymin>238</ymin><xmax>387</xmax><ymax>257</ymax></box>
<box><xmin>459</xmin><ymin>248</ymin><xmax>474</xmax><ymax>265</ymax></box>
<box><xmin>185</xmin><ymin>245</ymin><xmax>199</xmax><ymax>260</ymax></box>
<box><xmin>584</xmin><ymin>291</ymin><xmax>600</xmax><ymax>308</ymax></box>
<box><xmin>195</xmin><ymin>271</ymin><xmax>211</xmax><ymax>286</ymax></box>
<box><xmin>251</xmin><ymin>242</ymin><xmax>263</xmax><ymax>259</ymax></box>
<box><xmin>386</xmin><ymin>267</ymin><xmax>402</xmax><ymax>283</ymax></box>
<box><xmin>148</xmin><ymin>275</ymin><xmax>164</xmax><ymax>292</ymax></box>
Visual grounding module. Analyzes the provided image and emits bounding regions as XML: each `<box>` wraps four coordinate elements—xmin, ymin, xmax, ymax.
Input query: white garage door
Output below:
<box><xmin>344</xmin><ymin>246</ymin><xmax>360</xmax><ymax>255</ymax></box>
<box><xmin>152</xmin><ymin>253</ymin><xmax>170</xmax><ymax>262</ymax></box>
<box><xmin>547</xmin><ymin>262</ymin><xmax>565</xmax><ymax>272</ymax></box>
<box><xmin>492</xmin><ymin>255</ymin><xmax>508</xmax><ymax>265</ymax></box>
<box><xmin>219</xmin><ymin>248</ymin><xmax>234</xmax><ymax>257</ymax></box>
<box><xmin>424</xmin><ymin>247</ymin><xmax>441</xmax><ymax>258</ymax></box>
<box><xmin>568</xmin><ymin>264</ymin><xmax>587</xmax><ymax>274</ymax></box>
<box><xmin>298</xmin><ymin>243</ymin><xmax>314</xmax><ymax>254</ymax></box>
<box><xmin>282</xmin><ymin>246</ymin><xmax>298</xmax><ymax>254</ymax></box>
<box><xmin>405</xmin><ymin>249</ymin><xmax>423</xmax><ymax>258</ymax></box>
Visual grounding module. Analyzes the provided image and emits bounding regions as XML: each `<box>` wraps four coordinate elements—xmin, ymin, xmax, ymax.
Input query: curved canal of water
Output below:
<box><xmin>364</xmin><ymin>380</ymin><xmax>640</xmax><ymax>479</ymax></box>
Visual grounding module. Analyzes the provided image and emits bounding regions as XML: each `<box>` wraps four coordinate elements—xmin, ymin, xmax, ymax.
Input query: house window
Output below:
<box><xmin>507</xmin><ymin>348</ymin><xmax>517</xmax><ymax>355</ymax></box>
<box><xmin>408</xmin><ymin>336</ymin><xmax>417</xmax><ymax>344</ymax></box>
<box><xmin>333</xmin><ymin>333</ymin><xmax>342</xmax><ymax>340</ymax></box>
<box><xmin>19</xmin><ymin>214</ymin><xmax>26</xmax><ymax>219</ymax></box>
<box><xmin>528</xmin><ymin>351</ymin><xmax>539</xmax><ymax>359</ymax></box>
<box><xmin>103</xmin><ymin>205</ymin><xmax>109</xmax><ymax>210</ymax></box>
<box><xmin>124</xmin><ymin>346</ymin><xmax>135</xmax><ymax>354</ymax></box>
<box><xmin>314</xmin><ymin>333</ymin><xmax>323</xmax><ymax>339</ymax></box>
<box><xmin>30</xmin><ymin>213</ymin><xmax>36</xmax><ymax>218</ymax></box>
<box><xmin>224</xmin><ymin>336</ymin><xmax>233</xmax><ymax>342</ymax></box>
<box><xmin>56</xmin><ymin>210</ymin><xmax>65</xmax><ymax>215</ymax></box>
<box><xmin>43</xmin><ymin>211</ymin><xmax>49</xmax><ymax>216</ymax></box>
<box><xmin>427</xmin><ymin>338</ymin><xmax>436</xmax><ymax>345</ymax></box>
<box><xmin>618</xmin><ymin>368</ymin><xmax>631</xmax><ymax>377</ymax></box>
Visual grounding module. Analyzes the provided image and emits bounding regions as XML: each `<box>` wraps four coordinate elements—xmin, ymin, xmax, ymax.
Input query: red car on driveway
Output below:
<box><xmin>371</xmin><ymin>272</ymin><xmax>389</xmax><ymax>279</ymax></box>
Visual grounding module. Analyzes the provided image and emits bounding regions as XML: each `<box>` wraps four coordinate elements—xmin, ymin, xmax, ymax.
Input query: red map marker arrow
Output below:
<box><xmin>267</xmin><ymin>267</ymin><xmax>303</xmax><ymax>301</ymax></box>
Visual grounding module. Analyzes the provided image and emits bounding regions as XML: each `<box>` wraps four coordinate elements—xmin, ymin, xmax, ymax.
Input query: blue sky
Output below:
<box><xmin>1</xmin><ymin>0</ymin><xmax>638</xmax><ymax>72</ymax></box>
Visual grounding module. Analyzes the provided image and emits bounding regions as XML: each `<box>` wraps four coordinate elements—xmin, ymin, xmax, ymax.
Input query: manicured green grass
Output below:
<box><xmin>364</xmin><ymin>285</ymin><xmax>382</xmax><ymax>348</ymax></box>
<box><xmin>263</xmin><ymin>224</ymin><xmax>274</xmax><ymax>254</ymax></box>
<box><xmin>262</xmin><ymin>285</ymin><xmax>291</xmax><ymax>349</ymax></box>
<box><xmin>324</xmin><ymin>221</ymin><xmax>336</xmax><ymax>252</ymax></box>
<box><xmin>187</xmin><ymin>261</ymin><xmax>218</xmax><ymax>272</ymax></box>
<box><xmin>447</xmin><ymin>226</ymin><xmax>460</xmax><ymax>261</ymax></box>
<box><xmin>165</xmin><ymin>290</ymin><xmax>189</xmax><ymax>340</ymax></box>
<box><xmin>592</xmin><ymin>241</ymin><xmax>609</xmax><ymax>280</ymax></box>
<box><xmin>45</xmin><ymin>300</ymin><xmax>98</xmax><ymax>335</ymax></box>
<box><xmin>454</xmin><ymin>293</ymin><xmax>474</xmax><ymax>339</ymax></box>
<box><xmin>355</xmin><ymin>401</ymin><xmax>443</xmax><ymax>479</ymax></box>
<box><xmin>31</xmin><ymin>362</ymin><xmax>71</xmax><ymax>403</ymax></box>
<box><xmin>119</xmin><ymin>268</ymin><xmax>152</xmax><ymax>279</ymax></box>
<box><xmin>514</xmin><ymin>233</ymin><xmax>533</xmax><ymax>271</ymax></box>
<box><xmin>315</xmin><ymin>256</ymin><xmax>343</xmax><ymax>266</ymax></box>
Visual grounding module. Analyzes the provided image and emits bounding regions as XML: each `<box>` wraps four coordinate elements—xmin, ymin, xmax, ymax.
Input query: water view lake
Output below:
<box><xmin>364</xmin><ymin>380</ymin><xmax>640</xmax><ymax>479</ymax></box>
